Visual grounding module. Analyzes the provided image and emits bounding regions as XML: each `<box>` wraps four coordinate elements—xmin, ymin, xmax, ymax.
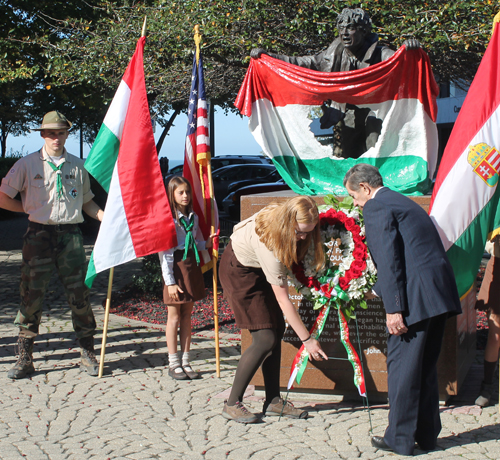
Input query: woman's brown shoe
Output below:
<box><xmin>264</xmin><ymin>397</ymin><xmax>308</xmax><ymax>419</ymax></box>
<box><xmin>222</xmin><ymin>401</ymin><xmax>259</xmax><ymax>423</ymax></box>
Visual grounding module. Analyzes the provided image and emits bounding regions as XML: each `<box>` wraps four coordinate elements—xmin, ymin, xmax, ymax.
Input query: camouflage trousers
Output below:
<box><xmin>15</xmin><ymin>223</ymin><xmax>96</xmax><ymax>339</ymax></box>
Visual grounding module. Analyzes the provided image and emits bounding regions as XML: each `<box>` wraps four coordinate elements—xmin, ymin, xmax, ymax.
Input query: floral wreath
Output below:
<box><xmin>286</xmin><ymin>195</ymin><xmax>377</xmax><ymax>395</ymax></box>
<box><xmin>290</xmin><ymin>195</ymin><xmax>377</xmax><ymax>319</ymax></box>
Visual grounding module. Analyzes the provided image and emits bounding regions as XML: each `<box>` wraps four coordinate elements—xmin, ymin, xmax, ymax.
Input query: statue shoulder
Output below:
<box><xmin>362</xmin><ymin>35</ymin><xmax>395</xmax><ymax>64</ymax></box>
<box><xmin>325</xmin><ymin>36</ymin><xmax>343</xmax><ymax>54</ymax></box>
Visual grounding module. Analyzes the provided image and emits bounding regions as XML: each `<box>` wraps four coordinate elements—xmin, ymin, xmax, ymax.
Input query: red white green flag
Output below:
<box><xmin>429</xmin><ymin>20</ymin><xmax>500</xmax><ymax>299</ymax></box>
<box><xmin>235</xmin><ymin>47</ymin><xmax>438</xmax><ymax>196</ymax></box>
<box><xmin>84</xmin><ymin>37</ymin><xmax>177</xmax><ymax>287</ymax></box>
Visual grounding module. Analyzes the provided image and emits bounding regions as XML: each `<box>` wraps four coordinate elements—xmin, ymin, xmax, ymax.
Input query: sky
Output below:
<box><xmin>7</xmin><ymin>109</ymin><xmax>263</xmax><ymax>166</ymax></box>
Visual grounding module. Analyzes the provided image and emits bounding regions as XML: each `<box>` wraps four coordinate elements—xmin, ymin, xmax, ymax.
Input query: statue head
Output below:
<box><xmin>336</xmin><ymin>8</ymin><xmax>372</xmax><ymax>53</ymax></box>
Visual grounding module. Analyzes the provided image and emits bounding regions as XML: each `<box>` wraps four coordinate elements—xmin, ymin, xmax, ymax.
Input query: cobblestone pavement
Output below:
<box><xmin>1</xmin><ymin>218</ymin><xmax>500</xmax><ymax>459</ymax></box>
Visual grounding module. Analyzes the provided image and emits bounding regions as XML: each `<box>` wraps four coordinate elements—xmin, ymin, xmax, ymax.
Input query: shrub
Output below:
<box><xmin>132</xmin><ymin>254</ymin><xmax>163</xmax><ymax>296</ymax></box>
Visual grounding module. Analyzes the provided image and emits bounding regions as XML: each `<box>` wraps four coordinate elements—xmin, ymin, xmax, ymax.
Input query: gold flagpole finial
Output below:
<box><xmin>194</xmin><ymin>25</ymin><xmax>201</xmax><ymax>65</ymax></box>
<box><xmin>141</xmin><ymin>16</ymin><xmax>147</xmax><ymax>37</ymax></box>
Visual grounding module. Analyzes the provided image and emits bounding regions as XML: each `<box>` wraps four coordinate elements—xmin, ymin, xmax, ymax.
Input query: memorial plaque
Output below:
<box><xmin>239</xmin><ymin>191</ymin><xmax>477</xmax><ymax>401</ymax></box>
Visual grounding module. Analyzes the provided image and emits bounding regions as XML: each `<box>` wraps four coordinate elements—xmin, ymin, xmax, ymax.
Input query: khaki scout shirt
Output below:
<box><xmin>0</xmin><ymin>148</ymin><xmax>94</xmax><ymax>224</ymax></box>
<box><xmin>230</xmin><ymin>213</ymin><xmax>288</xmax><ymax>287</ymax></box>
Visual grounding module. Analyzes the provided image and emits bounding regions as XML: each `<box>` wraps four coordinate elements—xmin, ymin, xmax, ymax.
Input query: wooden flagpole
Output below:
<box><xmin>194</xmin><ymin>25</ymin><xmax>221</xmax><ymax>377</ymax></box>
<box><xmin>98</xmin><ymin>267</ymin><xmax>114</xmax><ymax>378</ymax></box>
<box><xmin>98</xmin><ymin>16</ymin><xmax>148</xmax><ymax>378</ymax></box>
<box><xmin>492</xmin><ymin>13</ymin><xmax>500</xmax><ymax>413</ymax></box>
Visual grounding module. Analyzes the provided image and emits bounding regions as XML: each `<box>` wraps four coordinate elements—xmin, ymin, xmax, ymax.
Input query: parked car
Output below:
<box><xmin>226</xmin><ymin>169</ymin><xmax>281</xmax><ymax>195</ymax></box>
<box><xmin>211</xmin><ymin>155</ymin><xmax>272</xmax><ymax>170</ymax></box>
<box><xmin>222</xmin><ymin>179</ymin><xmax>291</xmax><ymax>220</ymax></box>
<box><xmin>167</xmin><ymin>155</ymin><xmax>272</xmax><ymax>177</ymax></box>
<box><xmin>212</xmin><ymin>163</ymin><xmax>277</xmax><ymax>207</ymax></box>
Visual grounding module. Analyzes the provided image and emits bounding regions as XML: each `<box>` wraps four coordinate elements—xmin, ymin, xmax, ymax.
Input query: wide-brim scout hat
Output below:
<box><xmin>33</xmin><ymin>111</ymin><xmax>72</xmax><ymax>131</ymax></box>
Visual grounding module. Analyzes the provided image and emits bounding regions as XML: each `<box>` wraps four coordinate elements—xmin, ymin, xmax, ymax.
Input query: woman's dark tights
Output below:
<box><xmin>227</xmin><ymin>322</ymin><xmax>285</xmax><ymax>406</ymax></box>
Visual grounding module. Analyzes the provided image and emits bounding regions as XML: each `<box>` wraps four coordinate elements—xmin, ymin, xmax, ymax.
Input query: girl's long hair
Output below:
<box><xmin>255</xmin><ymin>195</ymin><xmax>324</xmax><ymax>271</ymax></box>
<box><xmin>167</xmin><ymin>176</ymin><xmax>193</xmax><ymax>218</ymax></box>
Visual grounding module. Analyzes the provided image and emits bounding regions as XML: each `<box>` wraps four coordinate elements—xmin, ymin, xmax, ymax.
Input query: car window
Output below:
<box><xmin>270</xmin><ymin>171</ymin><xmax>280</xmax><ymax>180</ymax></box>
<box><xmin>252</xmin><ymin>167</ymin><xmax>274</xmax><ymax>178</ymax></box>
<box><xmin>232</xmin><ymin>168</ymin><xmax>249</xmax><ymax>180</ymax></box>
<box><xmin>168</xmin><ymin>164</ymin><xmax>184</xmax><ymax>175</ymax></box>
<box><xmin>216</xmin><ymin>169</ymin><xmax>237</xmax><ymax>180</ymax></box>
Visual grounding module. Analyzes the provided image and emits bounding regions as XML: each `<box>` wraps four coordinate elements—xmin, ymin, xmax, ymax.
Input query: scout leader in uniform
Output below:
<box><xmin>0</xmin><ymin>111</ymin><xmax>104</xmax><ymax>379</ymax></box>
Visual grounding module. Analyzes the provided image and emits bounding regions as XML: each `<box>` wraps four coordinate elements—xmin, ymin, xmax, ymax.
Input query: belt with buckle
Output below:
<box><xmin>29</xmin><ymin>222</ymin><xmax>79</xmax><ymax>233</ymax></box>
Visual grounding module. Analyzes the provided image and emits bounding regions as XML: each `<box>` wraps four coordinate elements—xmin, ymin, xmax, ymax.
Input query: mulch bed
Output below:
<box><xmin>107</xmin><ymin>259</ymin><xmax>491</xmax><ymax>347</ymax></box>
<box><xmin>105</xmin><ymin>284</ymin><xmax>240</xmax><ymax>334</ymax></box>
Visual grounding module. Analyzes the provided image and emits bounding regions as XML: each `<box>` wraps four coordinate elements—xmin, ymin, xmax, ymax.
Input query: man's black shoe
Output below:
<box><xmin>416</xmin><ymin>443</ymin><xmax>435</xmax><ymax>452</ymax></box>
<box><xmin>371</xmin><ymin>436</ymin><xmax>393</xmax><ymax>452</ymax></box>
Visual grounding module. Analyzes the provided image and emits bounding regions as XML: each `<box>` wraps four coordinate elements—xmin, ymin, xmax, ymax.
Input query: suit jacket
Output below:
<box><xmin>363</xmin><ymin>188</ymin><xmax>462</xmax><ymax>326</ymax></box>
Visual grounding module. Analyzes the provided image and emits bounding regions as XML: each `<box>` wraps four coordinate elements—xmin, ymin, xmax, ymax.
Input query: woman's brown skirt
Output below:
<box><xmin>162</xmin><ymin>249</ymin><xmax>205</xmax><ymax>305</ymax></box>
<box><xmin>219</xmin><ymin>241</ymin><xmax>282</xmax><ymax>330</ymax></box>
<box><xmin>476</xmin><ymin>256</ymin><xmax>500</xmax><ymax>314</ymax></box>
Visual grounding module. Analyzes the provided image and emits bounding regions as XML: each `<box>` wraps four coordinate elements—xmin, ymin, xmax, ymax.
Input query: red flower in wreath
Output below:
<box><xmin>291</xmin><ymin>206</ymin><xmax>375</xmax><ymax>303</ymax></box>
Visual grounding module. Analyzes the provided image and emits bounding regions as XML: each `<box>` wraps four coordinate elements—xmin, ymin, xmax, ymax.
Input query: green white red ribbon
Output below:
<box><xmin>287</xmin><ymin>304</ymin><xmax>330</xmax><ymax>390</ymax></box>
<box><xmin>287</xmin><ymin>302</ymin><xmax>366</xmax><ymax>397</ymax></box>
<box><xmin>337</xmin><ymin>308</ymin><xmax>366</xmax><ymax>396</ymax></box>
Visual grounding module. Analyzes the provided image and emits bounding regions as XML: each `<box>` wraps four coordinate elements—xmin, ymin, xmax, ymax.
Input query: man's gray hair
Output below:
<box><xmin>343</xmin><ymin>164</ymin><xmax>384</xmax><ymax>190</ymax></box>
<box><xmin>336</xmin><ymin>8</ymin><xmax>372</xmax><ymax>33</ymax></box>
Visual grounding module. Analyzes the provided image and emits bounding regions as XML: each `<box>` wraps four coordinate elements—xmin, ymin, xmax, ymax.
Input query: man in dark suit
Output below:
<box><xmin>343</xmin><ymin>164</ymin><xmax>462</xmax><ymax>456</ymax></box>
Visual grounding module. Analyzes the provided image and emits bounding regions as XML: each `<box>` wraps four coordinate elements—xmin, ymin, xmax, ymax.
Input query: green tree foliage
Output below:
<box><xmin>0</xmin><ymin>0</ymin><xmax>114</xmax><ymax>155</ymax></box>
<box><xmin>0</xmin><ymin>0</ymin><xmax>498</xmax><ymax>154</ymax></box>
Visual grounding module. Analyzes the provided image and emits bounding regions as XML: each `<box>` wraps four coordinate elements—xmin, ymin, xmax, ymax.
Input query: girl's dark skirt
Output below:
<box><xmin>476</xmin><ymin>256</ymin><xmax>500</xmax><ymax>314</ymax></box>
<box><xmin>219</xmin><ymin>241</ymin><xmax>283</xmax><ymax>330</ymax></box>
<box><xmin>162</xmin><ymin>249</ymin><xmax>205</xmax><ymax>305</ymax></box>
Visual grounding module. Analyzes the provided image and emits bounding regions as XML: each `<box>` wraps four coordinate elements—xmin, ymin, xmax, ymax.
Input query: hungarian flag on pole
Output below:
<box><xmin>429</xmin><ymin>18</ymin><xmax>500</xmax><ymax>299</ymax></box>
<box><xmin>235</xmin><ymin>47</ymin><xmax>438</xmax><ymax>196</ymax></box>
<box><xmin>84</xmin><ymin>36</ymin><xmax>177</xmax><ymax>287</ymax></box>
<box><xmin>183</xmin><ymin>52</ymin><xmax>219</xmax><ymax>268</ymax></box>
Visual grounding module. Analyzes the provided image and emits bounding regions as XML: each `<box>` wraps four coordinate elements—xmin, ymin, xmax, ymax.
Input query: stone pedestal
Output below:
<box><xmin>239</xmin><ymin>191</ymin><xmax>476</xmax><ymax>401</ymax></box>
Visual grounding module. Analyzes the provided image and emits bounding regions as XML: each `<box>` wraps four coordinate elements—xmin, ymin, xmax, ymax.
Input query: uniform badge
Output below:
<box><xmin>69</xmin><ymin>188</ymin><xmax>78</xmax><ymax>199</ymax></box>
<box><xmin>34</xmin><ymin>173</ymin><xmax>43</xmax><ymax>180</ymax></box>
<box><xmin>468</xmin><ymin>143</ymin><xmax>500</xmax><ymax>187</ymax></box>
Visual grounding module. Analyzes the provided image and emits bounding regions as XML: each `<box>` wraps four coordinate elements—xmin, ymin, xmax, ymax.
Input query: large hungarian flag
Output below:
<box><xmin>429</xmin><ymin>20</ymin><xmax>500</xmax><ymax>299</ymax></box>
<box><xmin>84</xmin><ymin>37</ymin><xmax>177</xmax><ymax>287</ymax></box>
<box><xmin>183</xmin><ymin>53</ymin><xmax>219</xmax><ymax>269</ymax></box>
<box><xmin>235</xmin><ymin>47</ymin><xmax>438</xmax><ymax>196</ymax></box>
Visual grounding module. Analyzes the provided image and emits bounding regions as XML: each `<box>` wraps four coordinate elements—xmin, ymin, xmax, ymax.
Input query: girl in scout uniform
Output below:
<box><xmin>158</xmin><ymin>176</ymin><xmax>212</xmax><ymax>380</ymax></box>
<box><xmin>219</xmin><ymin>196</ymin><xmax>328</xmax><ymax>423</ymax></box>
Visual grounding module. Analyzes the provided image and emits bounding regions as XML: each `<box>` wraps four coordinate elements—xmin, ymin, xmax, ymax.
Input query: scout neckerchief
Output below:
<box><xmin>179</xmin><ymin>213</ymin><xmax>200</xmax><ymax>265</ymax></box>
<box><xmin>44</xmin><ymin>149</ymin><xmax>65</xmax><ymax>198</ymax></box>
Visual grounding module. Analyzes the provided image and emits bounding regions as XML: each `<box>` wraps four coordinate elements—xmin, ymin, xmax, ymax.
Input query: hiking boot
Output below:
<box><xmin>475</xmin><ymin>381</ymin><xmax>495</xmax><ymax>407</ymax></box>
<box><xmin>8</xmin><ymin>337</ymin><xmax>35</xmax><ymax>379</ymax></box>
<box><xmin>79</xmin><ymin>336</ymin><xmax>99</xmax><ymax>376</ymax></box>
<box><xmin>264</xmin><ymin>397</ymin><xmax>308</xmax><ymax>419</ymax></box>
<box><xmin>222</xmin><ymin>401</ymin><xmax>259</xmax><ymax>423</ymax></box>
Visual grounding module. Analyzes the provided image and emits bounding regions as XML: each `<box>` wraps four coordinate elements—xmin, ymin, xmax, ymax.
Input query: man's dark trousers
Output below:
<box><xmin>384</xmin><ymin>313</ymin><xmax>448</xmax><ymax>455</ymax></box>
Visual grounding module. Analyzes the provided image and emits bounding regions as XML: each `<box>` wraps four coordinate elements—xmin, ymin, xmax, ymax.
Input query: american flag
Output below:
<box><xmin>183</xmin><ymin>52</ymin><xmax>219</xmax><ymax>269</ymax></box>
